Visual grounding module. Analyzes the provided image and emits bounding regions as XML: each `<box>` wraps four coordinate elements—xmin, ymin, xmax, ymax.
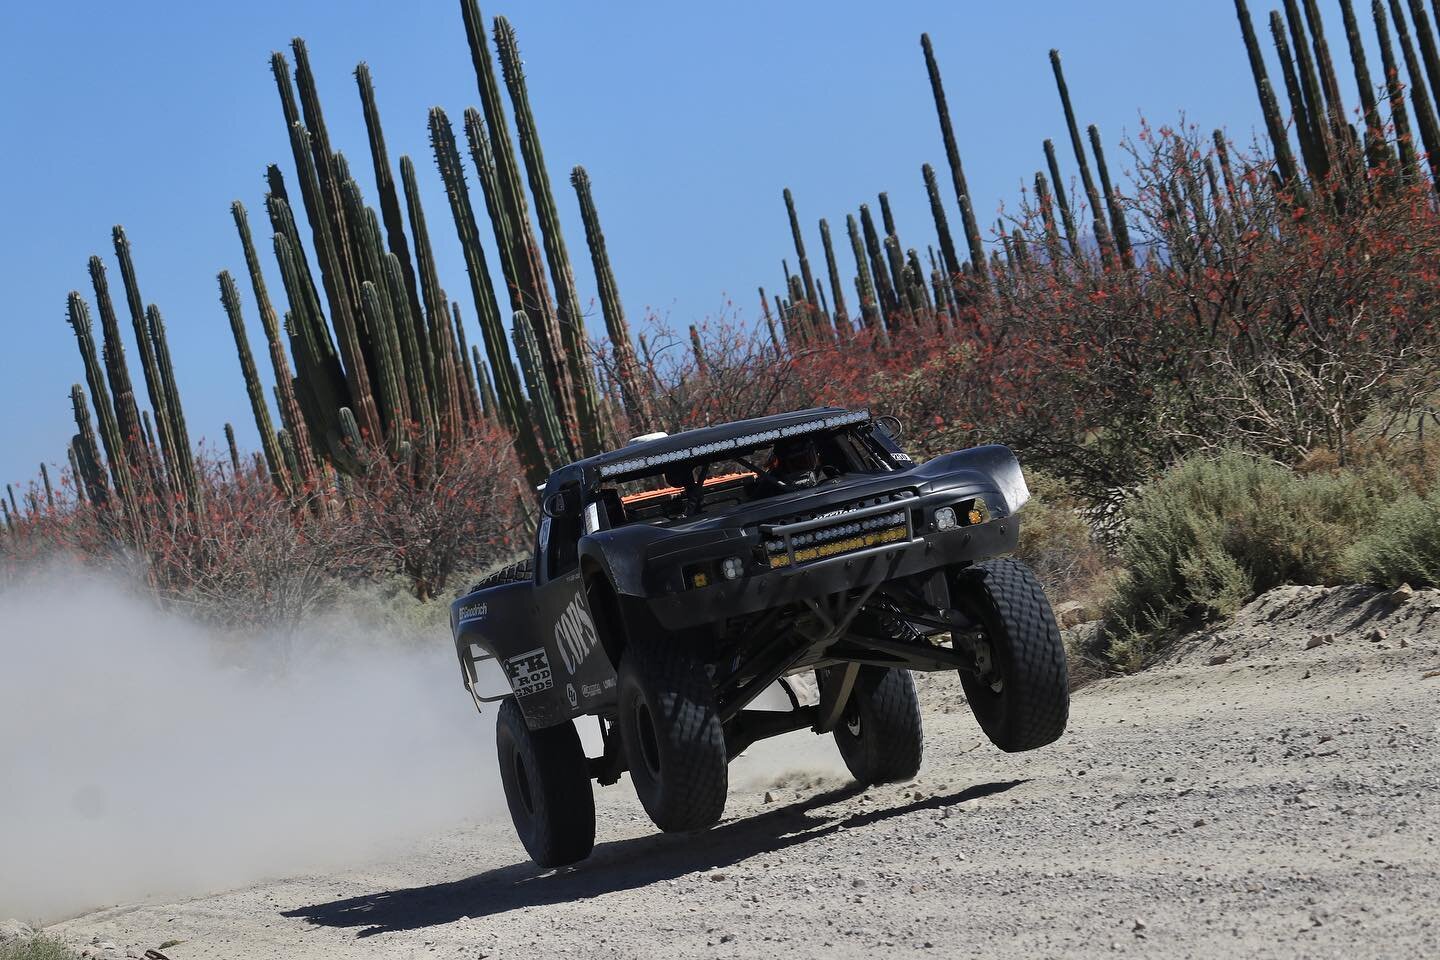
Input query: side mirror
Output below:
<box><xmin>541</xmin><ymin>487</ymin><xmax>582</xmax><ymax>519</ymax></box>
<box><xmin>874</xmin><ymin>414</ymin><xmax>905</xmax><ymax>441</ymax></box>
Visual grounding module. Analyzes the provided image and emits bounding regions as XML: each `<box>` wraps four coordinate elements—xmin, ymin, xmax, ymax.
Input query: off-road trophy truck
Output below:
<box><xmin>451</xmin><ymin>407</ymin><xmax>1069</xmax><ymax>865</ymax></box>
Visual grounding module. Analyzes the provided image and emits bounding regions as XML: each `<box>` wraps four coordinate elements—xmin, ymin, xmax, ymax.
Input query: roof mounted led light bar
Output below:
<box><xmin>597</xmin><ymin>409</ymin><xmax>872</xmax><ymax>479</ymax></box>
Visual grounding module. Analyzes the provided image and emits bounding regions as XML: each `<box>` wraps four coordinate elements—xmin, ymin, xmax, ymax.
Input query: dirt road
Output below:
<box><xmin>47</xmin><ymin>585</ymin><xmax>1440</xmax><ymax>959</ymax></box>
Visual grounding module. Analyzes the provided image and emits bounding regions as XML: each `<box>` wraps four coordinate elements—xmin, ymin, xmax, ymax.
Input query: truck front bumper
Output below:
<box><xmin>644</xmin><ymin>515</ymin><xmax>1019</xmax><ymax>631</ymax></box>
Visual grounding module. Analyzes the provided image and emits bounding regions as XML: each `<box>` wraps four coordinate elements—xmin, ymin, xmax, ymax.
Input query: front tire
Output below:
<box><xmin>495</xmin><ymin>697</ymin><xmax>595</xmax><ymax>867</ymax></box>
<box><xmin>831</xmin><ymin>666</ymin><xmax>924</xmax><ymax>785</ymax></box>
<box><xmin>953</xmin><ymin>558</ymin><xmax>1069</xmax><ymax>752</ymax></box>
<box><xmin>617</xmin><ymin>639</ymin><xmax>728</xmax><ymax>832</ymax></box>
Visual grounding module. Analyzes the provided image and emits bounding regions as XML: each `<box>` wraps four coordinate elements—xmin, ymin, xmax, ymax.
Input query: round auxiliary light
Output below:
<box><xmin>934</xmin><ymin>506</ymin><xmax>958</xmax><ymax>531</ymax></box>
<box><xmin>721</xmin><ymin>556</ymin><xmax>745</xmax><ymax>581</ymax></box>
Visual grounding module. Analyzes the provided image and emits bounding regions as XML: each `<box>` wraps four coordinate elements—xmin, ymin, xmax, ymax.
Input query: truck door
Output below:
<box><xmin>532</xmin><ymin>496</ymin><xmax>619</xmax><ymax>723</ymax></box>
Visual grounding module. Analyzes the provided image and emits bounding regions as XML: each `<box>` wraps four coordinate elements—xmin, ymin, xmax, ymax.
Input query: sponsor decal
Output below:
<box><xmin>503</xmin><ymin>648</ymin><xmax>554</xmax><ymax>698</ymax></box>
<box><xmin>554</xmin><ymin>592</ymin><xmax>600</xmax><ymax>675</ymax></box>
<box><xmin>602</xmin><ymin>677</ymin><xmax>616</xmax><ymax>691</ymax></box>
<box><xmin>566</xmin><ymin>682</ymin><xmax>578</xmax><ymax>708</ymax></box>
<box><xmin>891</xmin><ymin>451</ymin><xmax>914</xmax><ymax>463</ymax></box>
<box><xmin>581</xmin><ymin>681</ymin><xmax>603</xmax><ymax>700</ymax></box>
<box><xmin>458</xmin><ymin>600</ymin><xmax>489</xmax><ymax>623</ymax></box>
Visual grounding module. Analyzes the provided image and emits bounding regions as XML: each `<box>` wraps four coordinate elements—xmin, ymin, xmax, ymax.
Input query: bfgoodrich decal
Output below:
<box><xmin>504</xmin><ymin>648</ymin><xmax>554</xmax><ymax>698</ymax></box>
<box><xmin>554</xmin><ymin>592</ymin><xmax>599</xmax><ymax>674</ymax></box>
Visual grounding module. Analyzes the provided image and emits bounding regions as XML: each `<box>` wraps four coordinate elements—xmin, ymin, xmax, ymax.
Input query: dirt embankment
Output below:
<box><xmin>34</xmin><ymin>584</ymin><xmax>1440</xmax><ymax>959</ymax></box>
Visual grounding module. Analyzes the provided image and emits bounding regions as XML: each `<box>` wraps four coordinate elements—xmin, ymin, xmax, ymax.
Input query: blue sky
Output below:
<box><xmin>0</xmin><ymin>1</ymin><xmax>1388</xmax><ymax>488</ymax></box>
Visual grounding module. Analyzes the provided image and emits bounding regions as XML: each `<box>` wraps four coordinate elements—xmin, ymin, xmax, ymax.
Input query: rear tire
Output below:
<box><xmin>495</xmin><ymin>697</ymin><xmax>595</xmax><ymax>867</ymax></box>
<box><xmin>832</xmin><ymin>666</ymin><xmax>924</xmax><ymax>785</ymax></box>
<box><xmin>617</xmin><ymin>639</ymin><xmax>728</xmax><ymax>832</ymax></box>
<box><xmin>952</xmin><ymin>558</ymin><xmax>1069</xmax><ymax>752</ymax></box>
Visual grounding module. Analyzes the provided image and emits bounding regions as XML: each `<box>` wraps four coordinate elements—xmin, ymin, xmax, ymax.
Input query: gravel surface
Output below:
<box><xmin>46</xmin><ymin>584</ymin><xmax>1440</xmax><ymax>959</ymax></box>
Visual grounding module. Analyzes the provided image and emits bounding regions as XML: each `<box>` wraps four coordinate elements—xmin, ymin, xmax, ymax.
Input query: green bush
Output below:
<box><xmin>0</xmin><ymin>937</ymin><xmax>79</xmax><ymax>960</ymax></box>
<box><xmin>1343</xmin><ymin>488</ymin><xmax>1440</xmax><ymax>588</ymax></box>
<box><xmin>1104</xmin><ymin>451</ymin><xmax>1404</xmax><ymax>666</ymax></box>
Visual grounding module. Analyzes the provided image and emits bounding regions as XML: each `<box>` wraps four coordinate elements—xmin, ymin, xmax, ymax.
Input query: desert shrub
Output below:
<box><xmin>341</xmin><ymin>424</ymin><xmax>526</xmax><ymax>601</ymax></box>
<box><xmin>0</xmin><ymin>937</ymin><xmax>78</xmax><ymax>960</ymax></box>
<box><xmin>1104</xmin><ymin>451</ymin><xmax>1400</xmax><ymax>665</ymax></box>
<box><xmin>1343</xmin><ymin>488</ymin><xmax>1440</xmax><ymax>588</ymax></box>
<box><xmin>1013</xmin><ymin>470</ymin><xmax>1114</xmax><ymax>607</ymax></box>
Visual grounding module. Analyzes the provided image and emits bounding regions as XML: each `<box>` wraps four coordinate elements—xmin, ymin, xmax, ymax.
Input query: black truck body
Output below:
<box><xmin>453</xmin><ymin>407</ymin><xmax>1031</xmax><ymax>729</ymax></box>
<box><xmin>451</xmin><ymin>406</ymin><xmax>1069</xmax><ymax>865</ymax></box>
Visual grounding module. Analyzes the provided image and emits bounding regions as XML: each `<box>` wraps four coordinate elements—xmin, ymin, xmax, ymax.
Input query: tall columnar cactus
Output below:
<box><xmin>460</xmin><ymin>3</ymin><xmax>574</xmax><ymax>437</ymax></box>
<box><xmin>782</xmin><ymin>188</ymin><xmax>821</xmax><ymax>316</ymax></box>
<box><xmin>1387</xmin><ymin>0</ymin><xmax>1440</xmax><ymax>183</ymax></box>
<box><xmin>219</xmin><ymin>271</ymin><xmax>287</xmax><ymax>490</ymax></box>
<box><xmin>399</xmin><ymin>154</ymin><xmax>465</xmax><ymax>450</ymax></box>
<box><xmin>1405</xmin><ymin>0</ymin><xmax>1440</xmax><ymax>108</ymax></box>
<box><xmin>354</xmin><ymin>62</ymin><xmax>427</xmax><ymax>337</ymax></box>
<box><xmin>357</xmin><ymin>279</ymin><xmax>408</xmax><ymax>449</ymax></box>
<box><xmin>845</xmin><ymin>213</ymin><xmax>882</xmax><ymax>333</ymax></box>
<box><xmin>66</xmin><ymin>443</ymin><xmax>87</xmax><ymax>505</ymax></box>
<box><xmin>1339</xmin><ymin>0</ymin><xmax>1398</xmax><ymax>172</ymax></box>
<box><xmin>859</xmin><ymin>204</ymin><xmax>898</xmax><ymax>324</ymax></box>
<box><xmin>223</xmin><ymin>423</ymin><xmax>241</xmax><ymax>474</ymax></box>
<box><xmin>428</xmin><ymin>108</ymin><xmax>547</xmax><ymax>481</ymax></box>
<box><xmin>921</xmin><ymin>163</ymin><xmax>962</xmax><ymax>278</ymax></box>
<box><xmin>1087</xmin><ymin>125</ymin><xmax>1134</xmax><ymax>267</ymax></box>
<box><xmin>572</xmin><ymin>165</ymin><xmax>654</xmax><ymax>429</ymax></box>
<box><xmin>1042</xmin><ymin>139</ymin><xmax>1082</xmax><ymax>258</ymax></box>
<box><xmin>1033</xmin><ymin>171</ymin><xmax>1064</xmax><ymax>268</ymax></box>
<box><xmin>472</xmin><ymin>344</ymin><xmax>498</xmax><ymax>418</ymax></box>
<box><xmin>111</xmin><ymin>227</ymin><xmax>182</xmax><ymax>497</ymax></box>
<box><xmin>817</xmin><ymin>218</ymin><xmax>851</xmax><ymax>337</ymax></box>
<box><xmin>290</xmin><ymin>40</ymin><xmax>363</xmax><ymax>314</ymax></box>
<box><xmin>884</xmin><ymin>236</ymin><xmax>917</xmax><ymax>314</ymax></box>
<box><xmin>1303</xmin><ymin>0</ymin><xmax>1356</xmax><ymax>178</ymax></box>
<box><xmin>69</xmin><ymin>384</ymin><xmax>109</xmax><ymax>508</ymax></box>
<box><xmin>1373</xmin><ymin>0</ymin><xmax>1421</xmax><ymax>180</ymax></box>
<box><xmin>464</xmin><ymin>107</ymin><xmax>578</xmax><ymax>450</ymax></box>
<box><xmin>232</xmin><ymin>201</ymin><xmax>317</xmax><ymax>487</ymax></box>
<box><xmin>494</xmin><ymin>15</ymin><xmax>605</xmax><ymax>456</ymax></box>
<box><xmin>1270</xmin><ymin>9</ymin><xmax>1326</xmax><ymax>179</ymax></box>
<box><xmin>66</xmin><ymin>293</ymin><xmax>136</xmax><ymax>522</ymax></box>
<box><xmin>1234</xmin><ymin>0</ymin><xmax>1302</xmax><ymax>186</ymax></box>
<box><xmin>39</xmin><ymin>462</ymin><xmax>55</xmax><ymax>510</ymax></box>
<box><xmin>1049</xmin><ymin>50</ymin><xmax>1115</xmax><ymax>264</ymax></box>
<box><xmin>1285</xmin><ymin>0</ymin><xmax>1339</xmax><ymax>182</ymax></box>
<box><xmin>270</xmin><ymin>225</ymin><xmax>353</xmax><ymax>470</ymax></box>
<box><xmin>513</xmin><ymin>310</ymin><xmax>568</xmax><ymax>458</ymax></box>
<box><xmin>287</xmin><ymin>118</ymin><xmax>381</xmax><ymax>439</ymax></box>
<box><xmin>452</xmin><ymin>302</ymin><xmax>484</xmax><ymax>423</ymax></box>
<box><xmin>87</xmin><ymin>256</ymin><xmax>149</xmax><ymax>477</ymax></box>
<box><xmin>921</xmin><ymin>33</ymin><xmax>987</xmax><ymax>278</ymax></box>
<box><xmin>142</xmin><ymin>304</ymin><xmax>194</xmax><ymax>502</ymax></box>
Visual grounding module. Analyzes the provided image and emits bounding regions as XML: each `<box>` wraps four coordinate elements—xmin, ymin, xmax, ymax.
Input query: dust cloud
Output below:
<box><xmin>0</xmin><ymin>573</ymin><xmax>500</xmax><ymax>924</ymax></box>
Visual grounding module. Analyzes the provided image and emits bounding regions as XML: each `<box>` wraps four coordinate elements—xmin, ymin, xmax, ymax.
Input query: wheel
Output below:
<box><xmin>831</xmin><ymin>666</ymin><xmax>924</xmax><ymax>785</ymax></box>
<box><xmin>952</xmin><ymin>558</ymin><xmax>1069</xmax><ymax>752</ymax></box>
<box><xmin>616</xmin><ymin>638</ymin><xmax>728</xmax><ymax>832</ymax></box>
<box><xmin>495</xmin><ymin>697</ymin><xmax>595</xmax><ymax>867</ymax></box>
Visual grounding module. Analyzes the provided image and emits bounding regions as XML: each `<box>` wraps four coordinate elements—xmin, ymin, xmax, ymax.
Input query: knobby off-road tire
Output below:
<box><xmin>495</xmin><ymin>697</ymin><xmax>595</xmax><ymax>867</ymax></box>
<box><xmin>954</xmin><ymin>558</ymin><xmax>1069</xmax><ymax>752</ymax></box>
<box><xmin>617</xmin><ymin>637</ymin><xmax>728</xmax><ymax>832</ymax></box>
<box><xmin>832</xmin><ymin>666</ymin><xmax>924</xmax><ymax>785</ymax></box>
